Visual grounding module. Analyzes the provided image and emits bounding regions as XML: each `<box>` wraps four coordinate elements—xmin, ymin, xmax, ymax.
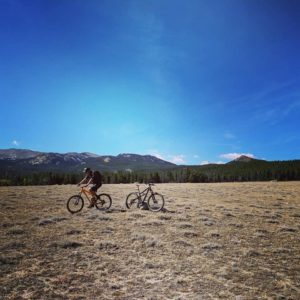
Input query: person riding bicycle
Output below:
<box><xmin>77</xmin><ymin>167</ymin><xmax>102</xmax><ymax>208</ymax></box>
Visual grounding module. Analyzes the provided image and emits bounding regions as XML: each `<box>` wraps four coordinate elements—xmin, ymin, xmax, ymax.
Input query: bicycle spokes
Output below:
<box><xmin>147</xmin><ymin>193</ymin><xmax>164</xmax><ymax>212</ymax></box>
<box><xmin>125</xmin><ymin>193</ymin><xmax>140</xmax><ymax>209</ymax></box>
<box><xmin>95</xmin><ymin>194</ymin><xmax>112</xmax><ymax>211</ymax></box>
<box><xmin>67</xmin><ymin>195</ymin><xmax>84</xmax><ymax>213</ymax></box>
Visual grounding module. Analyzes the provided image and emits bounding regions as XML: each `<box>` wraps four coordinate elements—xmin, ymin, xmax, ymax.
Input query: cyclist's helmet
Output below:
<box><xmin>83</xmin><ymin>167</ymin><xmax>91</xmax><ymax>173</ymax></box>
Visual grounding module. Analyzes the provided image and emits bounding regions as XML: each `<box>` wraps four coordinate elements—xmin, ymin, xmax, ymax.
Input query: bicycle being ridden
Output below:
<box><xmin>125</xmin><ymin>183</ymin><xmax>164</xmax><ymax>212</ymax></box>
<box><xmin>66</xmin><ymin>167</ymin><xmax>112</xmax><ymax>213</ymax></box>
<box><xmin>67</xmin><ymin>185</ymin><xmax>112</xmax><ymax>213</ymax></box>
<box><xmin>77</xmin><ymin>167</ymin><xmax>101</xmax><ymax>208</ymax></box>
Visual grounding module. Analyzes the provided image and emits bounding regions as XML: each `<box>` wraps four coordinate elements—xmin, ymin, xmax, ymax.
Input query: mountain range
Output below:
<box><xmin>1</xmin><ymin>148</ymin><xmax>298</xmax><ymax>176</ymax></box>
<box><xmin>0</xmin><ymin>148</ymin><xmax>176</xmax><ymax>174</ymax></box>
<box><xmin>1</xmin><ymin>149</ymin><xmax>299</xmax><ymax>185</ymax></box>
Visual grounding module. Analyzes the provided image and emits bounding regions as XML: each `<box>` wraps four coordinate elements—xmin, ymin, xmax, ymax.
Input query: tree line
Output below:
<box><xmin>0</xmin><ymin>160</ymin><xmax>299</xmax><ymax>186</ymax></box>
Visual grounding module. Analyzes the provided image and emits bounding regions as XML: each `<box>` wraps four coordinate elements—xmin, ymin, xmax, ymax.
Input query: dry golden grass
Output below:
<box><xmin>1</xmin><ymin>182</ymin><xmax>300</xmax><ymax>299</ymax></box>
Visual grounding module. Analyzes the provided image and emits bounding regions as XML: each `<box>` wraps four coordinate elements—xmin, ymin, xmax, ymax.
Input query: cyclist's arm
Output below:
<box><xmin>86</xmin><ymin>177</ymin><xmax>93</xmax><ymax>185</ymax></box>
<box><xmin>77</xmin><ymin>176</ymin><xmax>88</xmax><ymax>186</ymax></box>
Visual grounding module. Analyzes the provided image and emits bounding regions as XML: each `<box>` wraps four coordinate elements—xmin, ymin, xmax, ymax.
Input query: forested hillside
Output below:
<box><xmin>1</xmin><ymin>159</ymin><xmax>299</xmax><ymax>186</ymax></box>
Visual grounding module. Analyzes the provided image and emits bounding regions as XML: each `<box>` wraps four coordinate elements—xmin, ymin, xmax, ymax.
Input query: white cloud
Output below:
<box><xmin>200</xmin><ymin>160</ymin><xmax>225</xmax><ymax>165</ymax></box>
<box><xmin>147</xmin><ymin>150</ymin><xmax>186</xmax><ymax>164</ymax></box>
<box><xmin>155</xmin><ymin>153</ymin><xmax>165</xmax><ymax>160</ymax></box>
<box><xmin>12</xmin><ymin>140</ymin><xmax>20</xmax><ymax>146</ymax></box>
<box><xmin>169</xmin><ymin>155</ymin><xmax>186</xmax><ymax>164</ymax></box>
<box><xmin>148</xmin><ymin>150</ymin><xmax>165</xmax><ymax>160</ymax></box>
<box><xmin>219</xmin><ymin>153</ymin><xmax>255</xmax><ymax>161</ymax></box>
<box><xmin>193</xmin><ymin>155</ymin><xmax>199</xmax><ymax>158</ymax></box>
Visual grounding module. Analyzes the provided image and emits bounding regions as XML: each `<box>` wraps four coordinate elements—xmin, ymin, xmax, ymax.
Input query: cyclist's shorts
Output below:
<box><xmin>90</xmin><ymin>183</ymin><xmax>101</xmax><ymax>192</ymax></box>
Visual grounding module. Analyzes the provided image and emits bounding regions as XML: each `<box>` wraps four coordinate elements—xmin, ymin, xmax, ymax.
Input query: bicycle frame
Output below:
<box><xmin>136</xmin><ymin>185</ymin><xmax>154</xmax><ymax>203</ymax></box>
<box><xmin>79</xmin><ymin>187</ymin><xmax>93</xmax><ymax>202</ymax></box>
<box><xmin>125</xmin><ymin>183</ymin><xmax>164</xmax><ymax>212</ymax></box>
<box><xmin>67</xmin><ymin>186</ymin><xmax>112</xmax><ymax>213</ymax></box>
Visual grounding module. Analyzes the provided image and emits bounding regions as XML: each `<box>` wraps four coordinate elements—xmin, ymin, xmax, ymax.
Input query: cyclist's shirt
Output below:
<box><xmin>92</xmin><ymin>171</ymin><xmax>102</xmax><ymax>185</ymax></box>
<box><xmin>84</xmin><ymin>174</ymin><xmax>92</xmax><ymax>182</ymax></box>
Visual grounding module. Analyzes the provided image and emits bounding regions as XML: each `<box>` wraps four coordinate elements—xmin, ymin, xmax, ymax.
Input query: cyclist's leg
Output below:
<box><xmin>88</xmin><ymin>185</ymin><xmax>97</xmax><ymax>207</ymax></box>
<box><xmin>95</xmin><ymin>184</ymin><xmax>104</xmax><ymax>204</ymax></box>
<box><xmin>92</xmin><ymin>184</ymin><xmax>102</xmax><ymax>199</ymax></box>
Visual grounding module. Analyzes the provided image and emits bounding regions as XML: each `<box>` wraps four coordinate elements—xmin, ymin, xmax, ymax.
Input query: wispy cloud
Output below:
<box><xmin>200</xmin><ymin>160</ymin><xmax>225</xmax><ymax>165</ymax></box>
<box><xmin>283</xmin><ymin>99</ymin><xmax>300</xmax><ymax>117</ymax></box>
<box><xmin>12</xmin><ymin>140</ymin><xmax>20</xmax><ymax>147</ymax></box>
<box><xmin>169</xmin><ymin>155</ymin><xmax>186</xmax><ymax>164</ymax></box>
<box><xmin>224</xmin><ymin>132</ymin><xmax>235</xmax><ymax>139</ymax></box>
<box><xmin>219</xmin><ymin>152</ymin><xmax>254</xmax><ymax>161</ymax></box>
<box><xmin>148</xmin><ymin>149</ymin><xmax>165</xmax><ymax>160</ymax></box>
<box><xmin>230</xmin><ymin>79</ymin><xmax>300</xmax><ymax>126</ymax></box>
<box><xmin>126</xmin><ymin>1</ymin><xmax>182</xmax><ymax>97</ymax></box>
<box><xmin>230</xmin><ymin>78</ymin><xmax>300</xmax><ymax>110</ymax></box>
<box><xmin>148</xmin><ymin>150</ymin><xmax>186</xmax><ymax>164</ymax></box>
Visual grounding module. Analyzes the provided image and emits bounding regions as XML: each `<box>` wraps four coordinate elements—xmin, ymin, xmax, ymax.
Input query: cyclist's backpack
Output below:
<box><xmin>93</xmin><ymin>170</ymin><xmax>102</xmax><ymax>185</ymax></box>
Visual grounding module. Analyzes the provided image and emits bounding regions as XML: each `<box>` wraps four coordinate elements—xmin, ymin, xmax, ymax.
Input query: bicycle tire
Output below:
<box><xmin>147</xmin><ymin>193</ymin><xmax>164</xmax><ymax>212</ymax></box>
<box><xmin>67</xmin><ymin>195</ymin><xmax>84</xmax><ymax>213</ymax></box>
<box><xmin>125</xmin><ymin>192</ymin><xmax>140</xmax><ymax>209</ymax></box>
<box><xmin>95</xmin><ymin>193</ymin><xmax>112</xmax><ymax>211</ymax></box>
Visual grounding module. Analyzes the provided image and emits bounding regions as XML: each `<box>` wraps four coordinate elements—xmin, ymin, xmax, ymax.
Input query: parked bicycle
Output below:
<box><xmin>125</xmin><ymin>183</ymin><xmax>164</xmax><ymax>212</ymax></box>
<box><xmin>67</xmin><ymin>186</ymin><xmax>112</xmax><ymax>213</ymax></box>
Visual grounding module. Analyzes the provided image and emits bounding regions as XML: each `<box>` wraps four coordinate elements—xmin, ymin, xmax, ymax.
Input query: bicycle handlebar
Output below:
<box><xmin>79</xmin><ymin>184</ymin><xmax>89</xmax><ymax>188</ymax></box>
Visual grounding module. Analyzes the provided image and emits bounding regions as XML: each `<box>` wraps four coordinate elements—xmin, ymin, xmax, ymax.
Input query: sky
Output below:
<box><xmin>1</xmin><ymin>0</ymin><xmax>300</xmax><ymax>165</ymax></box>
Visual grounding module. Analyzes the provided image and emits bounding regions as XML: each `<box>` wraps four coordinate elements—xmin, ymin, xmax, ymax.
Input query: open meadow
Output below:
<box><xmin>1</xmin><ymin>182</ymin><xmax>300</xmax><ymax>300</ymax></box>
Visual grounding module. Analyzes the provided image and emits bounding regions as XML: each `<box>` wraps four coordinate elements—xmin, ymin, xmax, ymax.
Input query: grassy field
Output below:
<box><xmin>1</xmin><ymin>182</ymin><xmax>300</xmax><ymax>299</ymax></box>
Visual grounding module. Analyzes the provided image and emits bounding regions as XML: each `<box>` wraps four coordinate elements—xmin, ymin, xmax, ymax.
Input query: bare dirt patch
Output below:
<box><xmin>1</xmin><ymin>182</ymin><xmax>300</xmax><ymax>299</ymax></box>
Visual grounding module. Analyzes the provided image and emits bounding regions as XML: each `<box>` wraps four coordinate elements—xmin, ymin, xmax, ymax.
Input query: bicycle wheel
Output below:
<box><xmin>67</xmin><ymin>195</ymin><xmax>84</xmax><ymax>213</ymax></box>
<box><xmin>147</xmin><ymin>193</ymin><xmax>164</xmax><ymax>212</ymax></box>
<box><xmin>125</xmin><ymin>192</ymin><xmax>140</xmax><ymax>209</ymax></box>
<box><xmin>95</xmin><ymin>193</ymin><xmax>112</xmax><ymax>211</ymax></box>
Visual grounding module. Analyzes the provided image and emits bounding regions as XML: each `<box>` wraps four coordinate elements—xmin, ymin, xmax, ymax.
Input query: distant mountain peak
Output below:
<box><xmin>80</xmin><ymin>152</ymin><xmax>99</xmax><ymax>158</ymax></box>
<box><xmin>0</xmin><ymin>148</ymin><xmax>42</xmax><ymax>160</ymax></box>
<box><xmin>233</xmin><ymin>155</ymin><xmax>255</xmax><ymax>162</ymax></box>
<box><xmin>228</xmin><ymin>155</ymin><xmax>267</xmax><ymax>164</ymax></box>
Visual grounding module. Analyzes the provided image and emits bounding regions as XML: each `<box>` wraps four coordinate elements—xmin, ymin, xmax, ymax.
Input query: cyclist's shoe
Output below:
<box><xmin>89</xmin><ymin>197</ymin><xmax>97</xmax><ymax>208</ymax></box>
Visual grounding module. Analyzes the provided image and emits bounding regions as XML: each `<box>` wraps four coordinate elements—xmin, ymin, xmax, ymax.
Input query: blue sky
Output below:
<box><xmin>1</xmin><ymin>0</ymin><xmax>300</xmax><ymax>164</ymax></box>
